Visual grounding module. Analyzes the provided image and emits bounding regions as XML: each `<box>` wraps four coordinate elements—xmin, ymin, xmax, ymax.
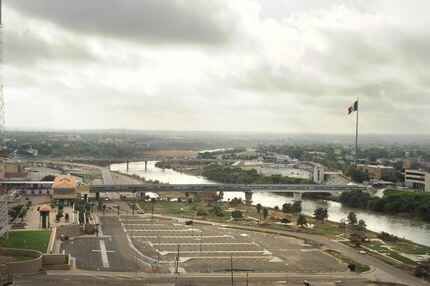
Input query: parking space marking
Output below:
<box><xmin>91</xmin><ymin>240</ymin><xmax>114</xmax><ymax>268</ymax></box>
<box><xmin>129</xmin><ymin>235</ymin><xmax>230</xmax><ymax>238</ymax></box>
<box><xmin>160</xmin><ymin>250</ymin><xmax>266</xmax><ymax>254</ymax></box>
<box><xmin>127</xmin><ymin>229</ymin><xmax>201</xmax><ymax>232</ymax></box>
<box><xmin>157</xmin><ymin>242</ymin><xmax>256</xmax><ymax>246</ymax></box>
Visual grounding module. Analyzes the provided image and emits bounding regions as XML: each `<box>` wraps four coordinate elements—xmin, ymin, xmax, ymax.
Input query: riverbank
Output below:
<box><xmin>111</xmin><ymin>160</ymin><xmax>430</xmax><ymax>247</ymax></box>
<box><xmin>133</xmin><ymin>199</ymin><xmax>430</xmax><ymax>281</ymax></box>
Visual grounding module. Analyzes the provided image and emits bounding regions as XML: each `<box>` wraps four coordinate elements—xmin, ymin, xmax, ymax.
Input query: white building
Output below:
<box><xmin>404</xmin><ymin>169</ymin><xmax>430</xmax><ymax>192</ymax></box>
<box><xmin>313</xmin><ymin>163</ymin><xmax>324</xmax><ymax>183</ymax></box>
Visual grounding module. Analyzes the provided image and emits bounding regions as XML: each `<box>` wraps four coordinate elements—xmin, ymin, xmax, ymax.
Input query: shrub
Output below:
<box><xmin>281</xmin><ymin>217</ymin><xmax>291</xmax><ymax>224</ymax></box>
<box><xmin>197</xmin><ymin>208</ymin><xmax>207</xmax><ymax>217</ymax></box>
<box><xmin>231</xmin><ymin>210</ymin><xmax>243</xmax><ymax>219</ymax></box>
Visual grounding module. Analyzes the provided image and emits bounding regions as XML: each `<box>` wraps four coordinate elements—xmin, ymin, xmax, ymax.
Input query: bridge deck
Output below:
<box><xmin>88</xmin><ymin>184</ymin><xmax>366</xmax><ymax>193</ymax></box>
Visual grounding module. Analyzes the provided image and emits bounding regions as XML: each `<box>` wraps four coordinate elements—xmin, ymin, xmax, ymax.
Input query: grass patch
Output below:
<box><xmin>391</xmin><ymin>242</ymin><xmax>430</xmax><ymax>255</ymax></box>
<box><xmin>363</xmin><ymin>242</ymin><xmax>390</xmax><ymax>252</ymax></box>
<box><xmin>325</xmin><ymin>249</ymin><xmax>370</xmax><ymax>273</ymax></box>
<box><xmin>312</xmin><ymin>223</ymin><xmax>342</xmax><ymax>235</ymax></box>
<box><xmin>270</xmin><ymin>223</ymin><xmax>295</xmax><ymax>231</ymax></box>
<box><xmin>10</xmin><ymin>255</ymin><xmax>36</xmax><ymax>262</ymax></box>
<box><xmin>0</xmin><ymin>230</ymin><xmax>51</xmax><ymax>252</ymax></box>
<box><xmin>381</xmin><ymin>251</ymin><xmax>418</xmax><ymax>266</ymax></box>
<box><xmin>137</xmin><ymin>201</ymin><xmax>232</xmax><ymax>222</ymax></box>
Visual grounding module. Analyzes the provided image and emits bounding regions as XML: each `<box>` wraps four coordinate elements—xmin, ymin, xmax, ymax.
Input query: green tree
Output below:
<box><xmin>297</xmin><ymin>214</ymin><xmax>307</xmax><ymax>228</ymax></box>
<box><xmin>212</xmin><ymin>203</ymin><xmax>224</xmax><ymax>217</ymax></box>
<box><xmin>347</xmin><ymin>211</ymin><xmax>357</xmax><ymax>226</ymax></box>
<box><xmin>41</xmin><ymin>175</ymin><xmax>56</xmax><ymax>181</ymax></box>
<box><xmin>357</xmin><ymin>219</ymin><xmax>367</xmax><ymax>231</ymax></box>
<box><xmin>292</xmin><ymin>201</ymin><xmax>302</xmax><ymax>213</ymax></box>
<box><xmin>218</xmin><ymin>191</ymin><xmax>224</xmax><ymax>200</ymax></box>
<box><xmin>342</xmin><ymin>165</ymin><xmax>369</xmax><ymax>183</ymax></box>
<box><xmin>282</xmin><ymin>203</ymin><xmax>292</xmax><ymax>213</ymax></box>
<box><xmin>314</xmin><ymin>207</ymin><xmax>328</xmax><ymax>222</ymax></box>
<box><xmin>262</xmin><ymin>208</ymin><xmax>269</xmax><ymax>220</ymax></box>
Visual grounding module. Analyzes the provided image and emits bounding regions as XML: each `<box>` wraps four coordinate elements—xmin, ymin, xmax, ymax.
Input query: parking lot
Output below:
<box><xmin>120</xmin><ymin>215</ymin><xmax>347</xmax><ymax>273</ymax></box>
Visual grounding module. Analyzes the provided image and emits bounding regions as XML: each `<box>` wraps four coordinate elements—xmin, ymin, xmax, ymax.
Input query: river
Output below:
<box><xmin>110</xmin><ymin>161</ymin><xmax>430</xmax><ymax>246</ymax></box>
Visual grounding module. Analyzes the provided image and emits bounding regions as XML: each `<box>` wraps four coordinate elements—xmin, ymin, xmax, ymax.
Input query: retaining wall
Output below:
<box><xmin>0</xmin><ymin>247</ymin><xmax>43</xmax><ymax>274</ymax></box>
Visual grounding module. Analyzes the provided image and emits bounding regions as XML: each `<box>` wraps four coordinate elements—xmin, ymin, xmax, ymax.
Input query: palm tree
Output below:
<box><xmin>262</xmin><ymin>208</ymin><xmax>269</xmax><ymax>220</ymax></box>
<box><xmin>130</xmin><ymin>203</ymin><xmax>137</xmax><ymax>216</ymax></box>
<box><xmin>297</xmin><ymin>214</ymin><xmax>307</xmax><ymax>228</ymax></box>
<box><xmin>256</xmin><ymin>203</ymin><xmax>262</xmax><ymax>224</ymax></box>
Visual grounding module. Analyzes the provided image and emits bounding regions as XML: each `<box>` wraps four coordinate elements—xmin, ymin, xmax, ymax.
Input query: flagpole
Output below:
<box><xmin>355</xmin><ymin>98</ymin><xmax>359</xmax><ymax>164</ymax></box>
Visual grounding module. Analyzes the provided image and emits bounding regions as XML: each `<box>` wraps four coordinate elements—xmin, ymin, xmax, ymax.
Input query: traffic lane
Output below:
<box><xmin>13</xmin><ymin>273</ymin><xmax>371</xmax><ymax>286</ymax></box>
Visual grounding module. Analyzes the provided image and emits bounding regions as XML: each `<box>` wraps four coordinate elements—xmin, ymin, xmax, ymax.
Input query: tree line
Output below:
<box><xmin>340</xmin><ymin>189</ymin><xmax>430</xmax><ymax>221</ymax></box>
<box><xmin>202</xmin><ymin>166</ymin><xmax>315</xmax><ymax>185</ymax></box>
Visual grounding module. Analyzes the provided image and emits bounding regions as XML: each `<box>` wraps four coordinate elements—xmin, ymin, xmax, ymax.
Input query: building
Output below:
<box><xmin>0</xmin><ymin>181</ymin><xmax>53</xmax><ymax>195</ymax></box>
<box><xmin>3</xmin><ymin>160</ymin><xmax>27</xmax><ymax>180</ymax></box>
<box><xmin>404</xmin><ymin>169</ymin><xmax>430</xmax><ymax>192</ymax></box>
<box><xmin>262</xmin><ymin>153</ymin><xmax>297</xmax><ymax>164</ymax></box>
<box><xmin>51</xmin><ymin>175</ymin><xmax>79</xmax><ymax>202</ymax></box>
<box><xmin>357</xmin><ymin>164</ymin><xmax>396</xmax><ymax>180</ymax></box>
<box><xmin>25</xmin><ymin>147</ymin><xmax>38</xmax><ymax>156</ymax></box>
<box><xmin>404</xmin><ymin>157</ymin><xmax>418</xmax><ymax>169</ymax></box>
<box><xmin>313</xmin><ymin>163</ymin><xmax>324</xmax><ymax>183</ymax></box>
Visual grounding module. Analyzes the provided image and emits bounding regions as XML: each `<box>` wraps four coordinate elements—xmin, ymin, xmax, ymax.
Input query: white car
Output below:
<box><xmin>137</xmin><ymin>209</ymin><xmax>145</xmax><ymax>214</ymax></box>
<box><xmin>359</xmin><ymin>250</ymin><xmax>367</xmax><ymax>255</ymax></box>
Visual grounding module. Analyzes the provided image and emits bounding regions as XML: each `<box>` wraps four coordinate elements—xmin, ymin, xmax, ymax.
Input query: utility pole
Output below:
<box><xmin>230</xmin><ymin>256</ymin><xmax>234</xmax><ymax>286</ymax></box>
<box><xmin>191</xmin><ymin>214</ymin><xmax>194</xmax><ymax>237</ymax></box>
<box><xmin>175</xmin><ymin>243</ymin><xmax>180</xmax><ymax>274</ymax></box>
<box><xmin>0</xmin><ymin>0</ymin><xmax>5</xmax><ymax>145</ymax></box>
<box><xmin>151</xmin><ymin>198</ymin><xmax>155</xmax><ymax>224</ymax></box>
<box><xmin>157</xmin><ymin>235</ymin><xmax>160</xmax><ymax>263</ymax></box>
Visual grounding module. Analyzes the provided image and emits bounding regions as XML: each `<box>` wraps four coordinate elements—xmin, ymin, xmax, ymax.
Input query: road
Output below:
<box><xmin>101</xmin><ymin>168</ymin><xmax>114</xmax><ymax>185</ymax></box>
<box><xmin>153</xmin><ymin>214</ymin><xmax>428</xmax><ymax>286</ymax></box>
<box><xmin>100</xmin><ymin>167</ymin><xmax>119</xmax><ymax>200</ymax></box>
<box><xmin>13</xmin><ymin>272</ymin><xmax>370</xmax><ymax>285</ymax></box>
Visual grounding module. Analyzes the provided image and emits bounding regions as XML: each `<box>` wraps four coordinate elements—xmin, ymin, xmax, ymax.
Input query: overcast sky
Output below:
<box><xmin>3</xmin><ymin>0</ymin><xmax>430</xmax><ymax>133</ymax></box>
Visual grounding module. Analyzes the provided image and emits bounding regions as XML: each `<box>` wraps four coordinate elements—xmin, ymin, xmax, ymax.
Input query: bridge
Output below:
<box><xmin>89</xmin><ymin>183</ymin><xmax>366</xmax><ymax>202</ymax></box>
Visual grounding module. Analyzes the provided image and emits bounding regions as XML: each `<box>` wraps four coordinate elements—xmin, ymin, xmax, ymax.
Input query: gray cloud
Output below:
<box><xmin>7</xmin><ymin>0</ymin><xmax>235</xmax><ymax>45</ymax></box>
<box><xmin>5</xmin><ymin>28</ymin><xmax>95</xmax><ymax>66</ymax></box>
<box><xmin>4</xmin><ymin>0</ymin><xmax>430</xmax><ymax>133</ymax></box>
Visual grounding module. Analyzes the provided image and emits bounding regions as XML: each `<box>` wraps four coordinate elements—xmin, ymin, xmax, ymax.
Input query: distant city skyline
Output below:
<box><xmin>4</xmin><ymin>0</ymin><xmax>430</xmax><ymax>133</ymax></box>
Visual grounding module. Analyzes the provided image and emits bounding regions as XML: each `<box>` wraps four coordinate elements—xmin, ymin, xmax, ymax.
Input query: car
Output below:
<box><xmin>137</xmin><ymin>209</ymin><xmax>145</xmax><ymax>214</ymax></box>
<box><xmin>359</xmin><ymin>250</ymin><xmax>367</xmax><ymax>255</ymax></box>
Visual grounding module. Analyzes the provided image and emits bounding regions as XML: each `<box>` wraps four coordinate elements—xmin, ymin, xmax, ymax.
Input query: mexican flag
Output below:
<box><xmin>348</xmin><ymin>100</ymin><xmax>358</xmax><ymax>115</ymax></box>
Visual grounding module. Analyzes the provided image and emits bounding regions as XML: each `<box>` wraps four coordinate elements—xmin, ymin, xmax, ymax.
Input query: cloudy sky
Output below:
<box><xmin>3</xmin><ymin>0</ymin><xmax>430</xmax><ymax>133</ymax></box>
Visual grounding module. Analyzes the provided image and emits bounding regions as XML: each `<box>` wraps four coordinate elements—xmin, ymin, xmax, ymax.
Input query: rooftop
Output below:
<box><xmin>51</xmin><ymin>175</ymin><xmax>78</xmax><ymax>189</ymax></box>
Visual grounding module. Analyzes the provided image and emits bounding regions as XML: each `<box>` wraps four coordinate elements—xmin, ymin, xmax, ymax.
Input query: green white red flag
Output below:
<box><xmin>348</xmin><ymin>100</ymin><xmax>358</xmax><ymax>115</ymax></box>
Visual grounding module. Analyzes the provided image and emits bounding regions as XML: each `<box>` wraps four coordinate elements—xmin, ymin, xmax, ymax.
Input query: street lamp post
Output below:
<box><xmin>157</xmin><ymin>235</ymin><xmax>160</xmax><ymax>263</ymax></box>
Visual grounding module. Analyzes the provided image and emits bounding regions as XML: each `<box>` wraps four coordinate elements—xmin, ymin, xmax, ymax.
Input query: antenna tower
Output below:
<box><xmin>0</xmin><ymin>0</ymin><xmax>4</xmax><ymax>143</ymax></box>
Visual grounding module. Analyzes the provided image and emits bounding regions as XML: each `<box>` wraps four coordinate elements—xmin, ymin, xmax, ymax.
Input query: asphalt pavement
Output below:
<box><xmin>155</xmin><ymin>214</ymin><xmax>428</xmax><ymax>286</ymax></box>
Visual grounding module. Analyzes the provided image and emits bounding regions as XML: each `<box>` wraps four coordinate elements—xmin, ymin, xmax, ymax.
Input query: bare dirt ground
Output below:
<box><xmin>111</xmin><ymin>172</ymin><xmax>143</xmax><ymax>184</ymax></box>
